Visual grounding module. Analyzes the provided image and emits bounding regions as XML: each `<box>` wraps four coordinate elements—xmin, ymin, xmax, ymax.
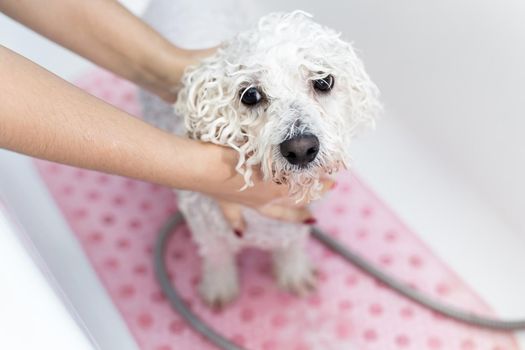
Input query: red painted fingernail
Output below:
<box><xmin>303</xmin><ymin>218</ymin><xmax>317</xmax><ymax>225</ymax></box>
<box><xmin>233</xmin><ymin>229</ymin><xmax>244</xmax><ymax>238</ymax></box>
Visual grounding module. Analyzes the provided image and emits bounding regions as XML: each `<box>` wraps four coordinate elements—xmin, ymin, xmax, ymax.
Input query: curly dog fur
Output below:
<box><xmin>142</xmin><ymin>9</ymin><xmax>380</xmax><ymax>306</ymax></box>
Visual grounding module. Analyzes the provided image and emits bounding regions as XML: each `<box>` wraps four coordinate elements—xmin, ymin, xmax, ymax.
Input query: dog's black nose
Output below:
<box><xmin>279</xmin><ymin>134</ymin><xmax>320</xmax><ymax>166</ymax></box>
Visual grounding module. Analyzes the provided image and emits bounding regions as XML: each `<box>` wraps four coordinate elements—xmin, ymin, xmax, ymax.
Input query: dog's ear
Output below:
<box><xmin>337</xmin><ymin>44</ymin><xmax>382</xmax><ymax>135</ymax></box>
<box><xmin>174</xmin><ymin>56</ymin><xmax>242</xmax><ymax>147</ymax></box>
<box><xmin>347</xmin><ymin>49</ymin><xmax>382</xmax><ymax>135</ymax></box>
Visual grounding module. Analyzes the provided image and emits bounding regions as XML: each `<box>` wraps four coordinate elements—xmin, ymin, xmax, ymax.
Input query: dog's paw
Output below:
<box><xmin>199</xmin><ymin>264</ymin><xmax>239</xmax><ymax>308</ymax></box>
<box><xmin>274</xmin><ymin>253</ymin><xmax>317</xmax><ymax>296</ymax></box>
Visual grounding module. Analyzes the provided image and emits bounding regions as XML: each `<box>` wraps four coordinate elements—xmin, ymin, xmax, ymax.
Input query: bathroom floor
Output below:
<box><xmin>1</xmin><ymin>1</ymin><xmax>524</xmax><ymax>348</ymax></box>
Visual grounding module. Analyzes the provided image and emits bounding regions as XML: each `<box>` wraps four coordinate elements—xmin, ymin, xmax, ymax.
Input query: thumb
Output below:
<box><xmin>217</xmin><ymin>200</ymin><xmax>246</xmax><ymax>237</ymax></box>
<box><xmin>257</xmin><ymin>204</ymin><xmax>314</xmax><ymax>224</ymax></box>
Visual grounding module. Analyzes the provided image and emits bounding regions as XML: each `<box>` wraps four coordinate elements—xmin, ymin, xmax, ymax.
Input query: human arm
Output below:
<box><xmin>0</xmin><ymin>0</ymin><xmax>334</xmax><ymax>223</ymax></box>
<box><xmin>0</xmin><ymin>0</ymin><xmax>209</xmax><ymax>102</ymax></box>
<box><xmin>0</xmin><ymin>46</ymin><xmax>326</xmax><ymax>221</ymax></box>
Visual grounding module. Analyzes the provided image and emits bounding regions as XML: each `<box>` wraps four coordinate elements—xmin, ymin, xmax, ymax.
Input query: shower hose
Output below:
<box><xmin>154</xmin><ymin>212</ymin><xmax>525</xmax><ymax>350</ymax></box>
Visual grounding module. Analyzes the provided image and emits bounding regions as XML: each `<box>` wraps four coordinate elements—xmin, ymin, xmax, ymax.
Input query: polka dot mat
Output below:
<box><xmin>34</xmin><ymin>70</ymin><xmax>518</xmax><ymax>350</ymax></box>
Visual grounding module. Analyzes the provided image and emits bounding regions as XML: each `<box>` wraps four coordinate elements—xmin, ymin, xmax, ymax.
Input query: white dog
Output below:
<box><xmin>143</xmin><ymin>10</ymin><xmax>380</xmax><ymax>307</ymax></box>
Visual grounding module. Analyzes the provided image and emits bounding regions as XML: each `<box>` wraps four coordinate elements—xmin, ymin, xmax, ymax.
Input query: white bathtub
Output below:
<box><xmin>1</xmin><ymin>0</ymin><xmax>524</xmax><ymax>348</ymax></box>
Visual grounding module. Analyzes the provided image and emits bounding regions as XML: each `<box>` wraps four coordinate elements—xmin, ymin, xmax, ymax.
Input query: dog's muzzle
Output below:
<box><xmin>279</xmin><ymin>134</ymin><xmax>320</xmax><ymax>167</ymax></box>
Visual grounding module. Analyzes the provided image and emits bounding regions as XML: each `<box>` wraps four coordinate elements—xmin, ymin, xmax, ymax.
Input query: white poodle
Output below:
<box><xmin>142</xmin><ymin>9</ymin><xmax>380</xmax><ymax>307</ymax></box>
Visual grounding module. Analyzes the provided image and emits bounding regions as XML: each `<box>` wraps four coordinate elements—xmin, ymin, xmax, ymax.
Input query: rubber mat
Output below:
<box><xmin>34</xmin><ymin>70</ymin><xmax>518</xmax><ymax>350</ymax></box>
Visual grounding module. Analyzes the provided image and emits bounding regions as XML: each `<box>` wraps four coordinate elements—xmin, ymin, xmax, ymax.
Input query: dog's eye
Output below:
<box><xmin>240</xmin><ymin>87</ymin><xmax>262</xmax><ymax>106</ymax></box>
<box><xmin>313</xmin><ymin>74</ymin><xmax>335</xmax><ymax>92</ymax></box>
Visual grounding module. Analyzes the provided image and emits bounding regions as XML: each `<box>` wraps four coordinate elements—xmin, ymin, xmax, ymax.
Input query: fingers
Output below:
<box><xmin>204</xmin><ymin>144</ymin><xmax>338</xmax><ymax>209</ymax></box>
<box><xmin>264</xmin><ymin>176</ymin><xmax>337</xmax><ymax>208</ymax></box>
<box><xmin>217</xmin><ymin>200</ymin><xmax>246</xmax><ymax>236</ymax></box>
<box><xmin>319</xmin><ymin>176</ymin><xmax>337</xmax><ymax>196</ymax></box>
<box><xmin>250</xmin><ymin>176</ymin><xmax>336</xmax><ymax>223</ymax></box>
<box><xmin>192</xmin><ymin>46</ymin><xmax>218</xmax><ymax>59</ymax></box>
<box><xmin>217</xmin><ymin>176</ymin><xmax>338</xmax><ymax>224</ymax></box>
<box><xmin>218</xmin><ymin>197</ymin><xmax>316</xmax><ymax>227</ymax></box>
<box><xmin>257</xmin><ymin>204</ymin><xmax>314</xmax><ymax>224</ymax></box>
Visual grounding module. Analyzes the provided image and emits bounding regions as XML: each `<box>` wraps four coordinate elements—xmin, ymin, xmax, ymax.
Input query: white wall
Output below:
<box><xmin>259</xmin><ymin>0</ymin><xmax>525</xmax><ymax>233</ymax></box>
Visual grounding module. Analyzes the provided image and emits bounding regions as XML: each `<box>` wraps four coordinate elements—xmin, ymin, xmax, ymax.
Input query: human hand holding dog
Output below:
<box><xmin>0</xmin><ymin>45</ymin><xmax>327</xmax><ymax>223</ymax></box>
<box><xmin>0</xmin><ymin>0</ymin><xmax>326</xmax><ymax>223</ymax></box>
<box><xmin>214</xmin><ymin>162</ymin><xmax>335</xmax><ymax>234</ymax></box>
<box><xmin>0</xmin><ymin>0</ymin><xmax>214</xmax><ymax>103</ymax></box>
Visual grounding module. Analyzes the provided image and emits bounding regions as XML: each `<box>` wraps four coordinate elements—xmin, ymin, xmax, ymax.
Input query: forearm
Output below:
<box><xmin>0</xmin><ymin>45</ymin><xmax>229</xmax><ymax>191</ymax></box>
<box><xmin>0</xmin><ymin>0</ymin><xmax>186</xmax><ymax>101</ymax></box>
<box><xmin>0</xmin><ymin>46</ymin><xmax>319</xmax><ymax>221</ymax></box>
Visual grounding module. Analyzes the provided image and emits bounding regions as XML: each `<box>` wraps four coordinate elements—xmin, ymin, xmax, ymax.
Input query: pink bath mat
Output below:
<box><xmin>34</xmin><ymin>70</ymin><xmax>518</xmax><ymax>350</ymax></box>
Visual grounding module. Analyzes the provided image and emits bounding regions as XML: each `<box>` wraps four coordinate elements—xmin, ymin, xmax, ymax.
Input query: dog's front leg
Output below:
<box><xmin>176</xmin><ymin>191</ymin><xmax>240</xmax><ymax>307</ymax></box>
<box><xmin>198</xmin><ymin>237</ymin><xmax>239</xmax><ymax>308</ymax></box>
<box><xmin>272</xmin><ymin>229</ymin><xmax>316</xmax><ymax>296</ymax></box>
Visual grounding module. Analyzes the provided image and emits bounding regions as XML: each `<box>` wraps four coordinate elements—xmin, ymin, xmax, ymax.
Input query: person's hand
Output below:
<box><xmin>216</xmin><ymin>177</ymin><xmax>335</xmax><ymax>232</ymax></box>
<box><xmin>0</xmin><ymin>44</ymin><xmax>332</xmax><ymax>225</ymax></box>
<box><xmin>187</xmin><ymin>142</ymin><xmax>336</xmax><ymax>225</ymax></box>
<box><xmin>216</xmin><ymin>181</ymin><xmax>333</xmax><ymax>234</ymax></box>
<box><xmin>0</xmin><ymin>0</ymin><xmax>333</xmax><ymax>225</ymax></box>
<box><xmin>0</xmin><ymin>0</ymin><xmax>217</xmax><ymax>103</ymax></box>
<box><xmin>142</xmin><ymin>46</ymin><xmax>217</xmax><ymax>103</ymax></box>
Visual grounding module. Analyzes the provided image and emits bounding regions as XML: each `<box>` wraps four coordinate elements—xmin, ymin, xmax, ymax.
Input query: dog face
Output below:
<box><xmin>175</xmin><ymin>11</ymin><xmax>380</xmax><ymax>200</ymax></box>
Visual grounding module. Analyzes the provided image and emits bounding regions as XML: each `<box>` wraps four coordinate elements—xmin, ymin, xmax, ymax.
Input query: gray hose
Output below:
<box><xmin>154</xmin><ymin>212</ymin><xmax>525</xmax><ymax>350</ymax></box>
<box><xmin>310</xmin><ymin>226</ymin><xmax>525</xmax><ymax>330</ymax></box>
